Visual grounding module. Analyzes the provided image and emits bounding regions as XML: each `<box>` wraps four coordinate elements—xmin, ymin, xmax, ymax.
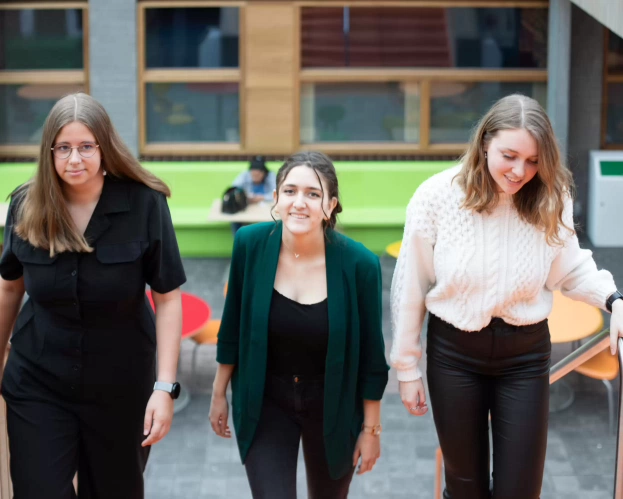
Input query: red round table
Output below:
<box><xmin>145</xmin><ymin>290</ymin><xmax>212</xmax><ymax>340</ymax></box>
<box><xmin>145</xmin><ymin>290</ymin><xmax>212</xmax><ymax>412</ymax></box>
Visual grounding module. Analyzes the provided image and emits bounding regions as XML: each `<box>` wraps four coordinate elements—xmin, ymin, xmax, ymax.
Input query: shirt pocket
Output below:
<box><xmin>12</xmin><ymin>240</ymin><xmax>58</xmax><ymax>297</ymax></box>
<box><xmin>94</xmin><ymin>242</ymin><xmax>147</xmax><ymax>299</ymax></box>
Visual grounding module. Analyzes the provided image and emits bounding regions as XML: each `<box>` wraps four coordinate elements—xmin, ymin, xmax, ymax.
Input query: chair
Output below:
<box><xmin>575</xmin><ymin>346</ymin><xmax>620</xmax><ymax>434</ymax></box>
<box><xmin>386</xmin><ymin>241</ymin><xmax>402</xmax><ymax>259</ymax></box>
<box><xmin>189</xmin><ymin>283</ymin><xmax>228</xmax><ymax>389</ymax></box>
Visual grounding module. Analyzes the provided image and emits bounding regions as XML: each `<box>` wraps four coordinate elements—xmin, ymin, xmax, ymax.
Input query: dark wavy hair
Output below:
<box><xmin>273</xmin><ymin>151</ymin><xmax>342</xmax><ymax>231</ymax></box>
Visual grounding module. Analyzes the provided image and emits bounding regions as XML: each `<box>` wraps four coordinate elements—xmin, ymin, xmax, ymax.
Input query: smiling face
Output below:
<box><xmin>485</xmin><ymin>128</ymin><xmax>539</xmax><ymax>195</ymax></box>
<box><xmin>274</xmin><ymin>165</ymin><xmax>337</xmax><ymax>236</ymax></box>
<box><xmin>53</xmin><ymin>121</ymin><xmax>103</xmax><ymax>190</ymax></box>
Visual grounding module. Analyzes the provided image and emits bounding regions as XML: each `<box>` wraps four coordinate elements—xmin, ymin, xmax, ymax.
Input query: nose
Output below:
<box><xmin>68</xmin><ymin>147</ymin><xmax>82</xmax><ymax>164</ymax></box>
<box><xmin>512</xmin><ymin>162</ymin><xmax>526</xmax><ymax>178</ymax></box>
<box><xmin>293</xmin><ymin>192</ymin><xmax>306</xmax><ymax>208</ymax></box>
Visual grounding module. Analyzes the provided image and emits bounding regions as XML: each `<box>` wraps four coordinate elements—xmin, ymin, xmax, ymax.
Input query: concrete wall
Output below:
<box><xmin>568</xmin><ymin>5</ymin><xmax>605</xmax><ymax>232</ymax></box>
<box><xmin>88</xmin><ymin>0</ymin><xmax>139</xmax><ymax>156</ymax></box>
<box><xmin>570</xmin><ymin>0</ymin><xmax>623</xmax><ymax>40</ymax></box>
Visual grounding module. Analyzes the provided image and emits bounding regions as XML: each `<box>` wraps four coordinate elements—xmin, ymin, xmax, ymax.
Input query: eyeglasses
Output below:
<box><xmin>51</xmin><ymin>143</ymin><xmax>100</xmax><ymax>159</ymax></box>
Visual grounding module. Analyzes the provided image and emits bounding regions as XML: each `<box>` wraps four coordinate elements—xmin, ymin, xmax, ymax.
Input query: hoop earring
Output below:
<box><xmin>484</xmin><ymin>152</ymin><xmax>487</xmax><ymax>159</ymax></box>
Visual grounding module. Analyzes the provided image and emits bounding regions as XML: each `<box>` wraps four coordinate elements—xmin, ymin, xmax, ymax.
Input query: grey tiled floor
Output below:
<box><xmin>145</xmin><ymin>240</ymin><xmax>623</xmax><ymax>499</ymax></box>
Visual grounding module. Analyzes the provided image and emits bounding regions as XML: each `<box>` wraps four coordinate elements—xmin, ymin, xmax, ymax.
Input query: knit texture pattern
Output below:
<box><xmin>390</xmin><ymin>166</ymin><xmax>617</xmax><ymax>382</ymax></box>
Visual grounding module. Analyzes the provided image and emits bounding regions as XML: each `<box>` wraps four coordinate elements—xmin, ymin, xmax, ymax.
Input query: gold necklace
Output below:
<box><xmin>282</xmin><ymin>239</ymin><xmax>301</xmax><ymax>259</ymax></box>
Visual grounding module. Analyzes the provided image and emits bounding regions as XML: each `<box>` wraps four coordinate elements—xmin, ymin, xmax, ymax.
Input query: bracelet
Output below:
<box><xmin>361</xmin><ymin>423</ymin><xmax>382</xmax><ymax>436</ymax></box>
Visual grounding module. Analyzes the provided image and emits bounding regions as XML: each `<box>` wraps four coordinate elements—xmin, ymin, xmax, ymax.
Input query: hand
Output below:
<box><xmin>249</xmin><ymin>195</ymin><xmax>264</xmax><ymax>204</ymax></box>
<box><xmin>209</xmin><ymin>392</ymin><xmax>231</xmax><ymax>438</ymax></box>
<box><xmin>352</xmin><ymin>432</ymin><xmax>380</xmax><ymax>475</ymax></box>
<box><xmin>610</xmin><ymin>299</ymin><xmax>623</xmax><ymax>355</ymax></box>
<box><xmin>142</xmin><ymin>390</ymin><xmax>174</xmax><ymax>447</ymax></box>
<box><xmin>399</xmin><ymin>379</ymin><xmax>429</xmax><ymax>416</ymax></box>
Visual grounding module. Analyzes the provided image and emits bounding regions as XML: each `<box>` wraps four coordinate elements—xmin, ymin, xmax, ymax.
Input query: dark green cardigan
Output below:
<box><xmin>216</xmin><ymin>222</ymin><xmax>389</xmax><ymax>479</ymax></box>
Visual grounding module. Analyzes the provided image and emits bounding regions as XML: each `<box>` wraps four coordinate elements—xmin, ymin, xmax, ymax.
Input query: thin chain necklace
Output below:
<box><xmin>282</xmin><ymin>239</ymin><xmax>301</xmax><ymax>259</ymax></box>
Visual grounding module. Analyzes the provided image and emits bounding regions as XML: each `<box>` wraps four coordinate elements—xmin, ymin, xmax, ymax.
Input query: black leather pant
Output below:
<box><xmin>426</xmin><ymin>314</ymin><xmax>551</xmax><ymax>499</ymax></box>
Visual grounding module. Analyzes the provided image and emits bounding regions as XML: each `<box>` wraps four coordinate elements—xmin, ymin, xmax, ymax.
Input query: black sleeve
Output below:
<box><xmin>0</xmin><ymin>196</ymin><xmax>23</xmax><ymax>281</ymax></box>
<box><xmin>143</xmin><ymin>192</ymin><xmax>186</xmax><ymax>293</ymax></box>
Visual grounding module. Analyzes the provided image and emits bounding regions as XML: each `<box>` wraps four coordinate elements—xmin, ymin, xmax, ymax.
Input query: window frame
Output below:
<box><xmin>602</xmin><ymin>29</ymin><xmax>623</xmax><ymax>150</ymax></box>
<box><xmin>297</xmin><ymin>1</ymin><xmax>549</xmax><ymax>156</ymax></box>
<box><xmin>0</xmin><ymin>1</ymin><xmax>89</xmax><ymax>158</ymax></box>
<box><xmin>138</xmin><ymin>1</ymin><xmax>245</xmax><ymax>156</ymax></box>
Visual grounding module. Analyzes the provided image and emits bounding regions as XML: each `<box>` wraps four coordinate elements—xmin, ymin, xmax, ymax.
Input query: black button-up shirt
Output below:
<box><xmin>0</xmin><ymin>177</ymin><xmax>186</xmax><ymax>397</ymax></box>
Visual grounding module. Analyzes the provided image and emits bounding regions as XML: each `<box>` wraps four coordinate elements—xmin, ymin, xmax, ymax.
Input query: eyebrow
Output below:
<box><xmin>54</xmin><ymin>140</ymin><xmax>96</xmax><ymax>146</ymax></box>
<box><xmin>283</xmin><ymin>183</ymin><xmax>322</xmax><ymax>191</ymax></box>
<box><xmin>499</xmin><ymin>147</ymin><xmax>538</xmax><ymax>158</ymax></box>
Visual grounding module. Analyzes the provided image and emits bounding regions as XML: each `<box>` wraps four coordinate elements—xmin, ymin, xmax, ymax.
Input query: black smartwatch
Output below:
<box><xmin>153</xmin><ymin>381</ymin><xmax>181</xmax><ymax>400</ymax></box>
<box><xmin>606</xmin><ymin>291</ymin><xmax>623</xmax><ymax>313</ymax></box>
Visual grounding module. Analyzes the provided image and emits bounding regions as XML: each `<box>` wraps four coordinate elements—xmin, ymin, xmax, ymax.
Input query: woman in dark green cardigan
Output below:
<box><xmin>209</xmin><ymin>152</ymin><xmax>389</xmax><ymax>498</ymax></box>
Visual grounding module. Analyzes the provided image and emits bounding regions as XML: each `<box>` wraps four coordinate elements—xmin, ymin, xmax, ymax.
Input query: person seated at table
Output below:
<box><xmin>230</xmin><ymin>156</ymin><xmax>276</xmax><ymax>235</ymax></box>
<box><xmin>209</xmin><ymin>151</ymin><xmax>389</xmax><ymax>498</ymax></box>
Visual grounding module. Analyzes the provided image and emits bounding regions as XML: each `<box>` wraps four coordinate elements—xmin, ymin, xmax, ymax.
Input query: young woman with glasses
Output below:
<box><xmin>0</xmin><ymin>93</ymin><xmax>186</xmax><ymax>498</ymax></box>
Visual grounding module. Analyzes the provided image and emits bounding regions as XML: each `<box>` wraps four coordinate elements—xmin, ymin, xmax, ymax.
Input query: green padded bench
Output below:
<box><xmin>0</xmin><ymin>161</ymin><xmax>454</xmax><ymax>257</ymax></box>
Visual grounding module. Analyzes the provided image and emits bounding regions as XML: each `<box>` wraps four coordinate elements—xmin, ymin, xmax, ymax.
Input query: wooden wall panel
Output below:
<box><xmin>244</xmin><ymin>3</ymin><xmax>297</xmax><ymax>153</ymax></box>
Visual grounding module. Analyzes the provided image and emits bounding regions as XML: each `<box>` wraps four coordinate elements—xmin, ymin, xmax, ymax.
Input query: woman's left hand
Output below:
<box><xmin>352</xmin><ymin>432</ymin><xmax>381</xmax><ymax>475</ymax></box>
<box><xmin>610</xmin><ymin>300</ymin><xmax>623</xmax><ymax>355</ymax></box>
<box><xmin>142</xmin><ymin>390</ymin><xmax>174</xmax><ymax>447</ymax></box>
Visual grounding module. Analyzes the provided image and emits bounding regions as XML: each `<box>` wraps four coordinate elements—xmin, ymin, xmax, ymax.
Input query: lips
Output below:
<box><xmin>289</xmin><ymin>213</ymin><xmax>308</xmax><ymax>219</ymax></box>
<box><xmin>504</xmin><ymin>175</ymin><xmax>522</xmax><ymax>184</ymax></box>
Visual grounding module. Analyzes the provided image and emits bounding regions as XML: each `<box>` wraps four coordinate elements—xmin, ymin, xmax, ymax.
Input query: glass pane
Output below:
<box><xmin>606</xmin><ymin>83</ymin><xmax>623</xmax><ymax>145</ymax></box>
<box><xmin>0</xmin><ymin>9</ymin><xmax>83</xmax><ymax>70</ymax></box>
<box><xmin>301</xmin><ymin>7</ymin><xmax>547</xmax><ymax>69</ymax></box>
<box><xmin>146</xmin><ymin>8</ymin><xmax>239</xmax><ymax>68</ymax></box>
<box><xmin>300</xmin><ymin>82</ymin><xmax>420</xmax><ymax>143</ymax></box>
<box><xmin>607</xmin><ymin>30</ymin><xmax>623</xmax><ymax>75</ymax></box>
<box><xmin>0</xmin><ymin>84</ymin><xmax>84</xmax><ymax>145</ymax></box>
<box><xmin>146</xmin><ymin>83</ymin><xmax>239</xmax><ymax>143</ymax></box>
<box><xmin>430</xmin><ymin>82</ymin><xmax>547</xmax><ymax>144</ymax></box>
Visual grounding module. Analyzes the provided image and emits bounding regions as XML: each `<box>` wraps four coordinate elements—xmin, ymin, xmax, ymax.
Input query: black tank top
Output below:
<box><xmin>267</xmin><ymin>288</ymin><xmax>329</xmax><ymax>376</ymax></box>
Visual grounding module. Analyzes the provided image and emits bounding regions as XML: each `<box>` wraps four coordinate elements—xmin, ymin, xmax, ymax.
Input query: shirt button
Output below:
<box><xmin>72</xmin><ymin>302</ymin><xmax>77</xmax><ymax>306</ymax></box>
<box><xmin>73</xmin><ymin>348</ymin><xmax>80</xmax><ymax>355</ymax></box>
<box><xmin>71</xmin><ymin>270</ymin><xmax>77</xmax><ymax>276</ymax></box>
<box><xmin>73</xmin><ymin>365</ymin><xmax>81</xmax><ymax>371</ymax></box>
<box><xmin>71</xmin><ymin>385</ymin><xmax>76</xmax><ymax>390</ymax></box>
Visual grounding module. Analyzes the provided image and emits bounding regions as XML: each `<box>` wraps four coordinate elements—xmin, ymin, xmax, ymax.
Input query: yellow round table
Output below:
<box><xmin>386</xmin><ymin>241</ymin><xmax>402</xmax><ymax>259</ymax></box>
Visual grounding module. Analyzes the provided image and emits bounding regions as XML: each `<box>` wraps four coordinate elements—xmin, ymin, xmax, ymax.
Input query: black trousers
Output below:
<box><xmin>244</xmin><ymin>374</ymin><xmax>355</xmax><ymax>499</ymax></box>
<box><xmin>2</xmin><ymin>350</ymin><xmax>154</xmax><ymax>499</ymax></box>
<box><xmin>426</xmin><ymin>314</ymin><xmax>551</xmax><ymax>499</ymax></box>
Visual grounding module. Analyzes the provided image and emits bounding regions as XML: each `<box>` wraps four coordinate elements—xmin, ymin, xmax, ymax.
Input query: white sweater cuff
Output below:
<box><xmin>396</xmin><ymin>366</ymin><xmax>423</xmax><ymax>382</ymax></box>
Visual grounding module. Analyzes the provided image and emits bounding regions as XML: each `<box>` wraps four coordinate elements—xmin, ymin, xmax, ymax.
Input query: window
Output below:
<box><xmin>139</xmin><ymin>5</ymin><xmax>241</xmax><ymax>154</ymax></box>
<box><xmin>604</xmin><ymin>30</ymin><xmax>623</xmax><ymax>147</ymax></box>
<box><xmin>299</xmin><ymin>5</ymin><xmax>548</xmax><ymax>153</ymax></box>
<box><xmin>0</xmin><ymin>5</ymin><xmax>88</xmax><ymax>156</ymax></box>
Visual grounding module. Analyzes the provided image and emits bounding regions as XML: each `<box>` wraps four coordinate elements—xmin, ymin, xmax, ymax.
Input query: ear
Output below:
<box><xmin>272</xmin><ymin>189</ymin><xmax>277</xmax><ymax>204</ymax></box>
<box><xmin>326</xmin><ymin>196</ymin><xmax>338</xmax><ymax>218</ymax></box>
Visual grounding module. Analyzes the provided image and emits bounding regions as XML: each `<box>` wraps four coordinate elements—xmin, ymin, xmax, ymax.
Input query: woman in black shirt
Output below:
<box><xmin>0</xmin><ymin>93</ymin><xmax>186</xmax><ymax>499</ymax></box>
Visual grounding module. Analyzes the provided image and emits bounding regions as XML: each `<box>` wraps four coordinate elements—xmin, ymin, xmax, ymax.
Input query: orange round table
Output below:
<box><xmin>145</xmin><ymin>290</ymin><xmax>212</xmax><ymax>412</ymax></box>
<box><xmin>386</xmin><ymin>241</ymin><xmax>402</xmax><ymax>259</ymax></box>
<box><xmin>548</xmin><ymin>290</ymin><xmax>604</xmax><ymax>344</ymax></box>
<box><xmin>548</xmin><ymin>290</ymin><xmax>604</xmax><ymax>412</ymax></box>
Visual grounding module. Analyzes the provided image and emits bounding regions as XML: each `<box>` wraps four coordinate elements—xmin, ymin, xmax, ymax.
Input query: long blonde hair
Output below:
<box><xmin>14</xmin><ymin>93</ymin><xmax>170</xmax><ymax>255</ymax></box>
<box><xmin>455</xmin><ymin>94</ymin><xmax>574</xmax><ymax>246</ymax></box>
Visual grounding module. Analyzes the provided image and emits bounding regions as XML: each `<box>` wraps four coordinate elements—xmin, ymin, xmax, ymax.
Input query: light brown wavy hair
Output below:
<box><xmin>13</xmin><ymin>93</ymin><xmax>170</xmax><ymax>256</ymax></box>
<box><xmin>455</xmin><ymin>94</ymin><xmax>574</xmax><ymax>246</ymax></box>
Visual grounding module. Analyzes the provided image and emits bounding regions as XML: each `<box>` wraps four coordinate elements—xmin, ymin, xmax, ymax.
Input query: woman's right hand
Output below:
<box><xmin>209</xmin><ymin>392</ymin><xmax>231</xmax><ymax>438</ymax></box>
<box><xmin>399</xmin><ymin>379</ymin><xmax>429</xmax><ymax>416</ymax></box>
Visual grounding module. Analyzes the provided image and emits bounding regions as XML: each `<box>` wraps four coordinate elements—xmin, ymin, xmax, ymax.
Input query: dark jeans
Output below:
<box><xmin>426</xmin><ymin>314</ymin><xmax>551</xmax><ymax>499</ymax></box>
<box><xmin>244</xmin><ymin>374</ymin><xmax>355</xmax><ymax>499</ymax></box>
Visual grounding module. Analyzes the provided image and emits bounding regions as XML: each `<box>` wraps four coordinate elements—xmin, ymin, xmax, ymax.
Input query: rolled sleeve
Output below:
<box><xmin>0</xmin><ymin>196</ymin><xmax>24</xmax><ymax>281</ymax></box>
<box><xmin>358</xmin><ymin>257</ymin><xmax>389</xmax><ymax>401</ymax></box>
<box><xmin>144</xmin><ymin>192</ymin><xmax>186</xmax><ymax>293</ymax></box>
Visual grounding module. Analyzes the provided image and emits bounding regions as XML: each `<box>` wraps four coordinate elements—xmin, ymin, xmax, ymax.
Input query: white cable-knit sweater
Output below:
<box><xmin>390</xmin><ymin>166</ymin><xmax>617</xmax><ymax>382</ymax></box>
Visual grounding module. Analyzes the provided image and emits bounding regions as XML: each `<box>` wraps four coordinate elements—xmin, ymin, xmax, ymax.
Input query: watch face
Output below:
<box><xmin>172</xmin><ymin>382</ymin><xmax>181</xmax><ymax>400</ymax></box>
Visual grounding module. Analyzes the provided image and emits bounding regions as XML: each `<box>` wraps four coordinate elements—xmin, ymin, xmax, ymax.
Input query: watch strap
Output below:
<box><xmin>154</xmin><ymin>381</ymin><xmax>175</xmax><ymax>393</ymax></box>
<box><xmin>607</xmin><ymin>291</ymin><xmax>623</xmax><ymax>313</ymax></box>
<box><xmin>361</xmin><ymin>424</ymin><xmax>382</xmax><ymax>436</ymax></box>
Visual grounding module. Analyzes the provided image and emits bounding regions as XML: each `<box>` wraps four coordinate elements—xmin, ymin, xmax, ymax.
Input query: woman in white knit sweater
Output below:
<box><xmin>391</xmin><ymin>94</ymin><xmax>623</xmax><ymax>499</ymax></box>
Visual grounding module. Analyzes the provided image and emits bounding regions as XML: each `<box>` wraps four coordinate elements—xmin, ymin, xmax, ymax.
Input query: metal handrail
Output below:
<box><xmin>549</xmin><ymin>331</ymin><xmax>622</xmax><ymax>498</ymax></box>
